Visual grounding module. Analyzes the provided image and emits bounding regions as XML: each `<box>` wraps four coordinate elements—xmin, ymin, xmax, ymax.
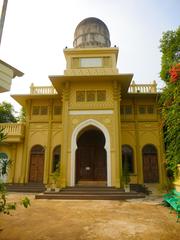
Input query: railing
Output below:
<box><xmin>0</xmin><ymin>123</ymin><xmax>25</xmax><ymax>136</ymax></box>
<box><xmin>30</xmin><ymin>83</ymin><xmax>57</xmax><ymax>95</ymax></box>
<box><xmin>129</xmin><ymin>81</ymin><xmax>157</xmax><ymax>93</ymax></box>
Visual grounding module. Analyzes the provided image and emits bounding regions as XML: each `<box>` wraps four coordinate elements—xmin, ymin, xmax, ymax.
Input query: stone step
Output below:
<box><xmin>36</xmin><ymin>192</ymin><xmax>145</xmax><ymax>200</ymax></box>
<box><xmin>59</xmin><ymin>187</ymin><xmax>124</xmax><ymax>192</ymax></box>
<box><xmin>6</xmin><ymin>183</ymin><xmax>45</xmax><ymax>193</ymax></box>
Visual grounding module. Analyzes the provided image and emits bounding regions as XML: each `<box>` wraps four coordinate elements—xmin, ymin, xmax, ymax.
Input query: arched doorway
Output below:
<box><xmin>76</xmin><ymin>128</ymin><xmax>107</xmax><ymax>184</ymax></box>
<box><xmin>142</xmin><ymin>144</ymin><xmax>159</xmax><ymax>183</ymax></box>
<box><xmin>29</xmin><ymin>145</ymin><xmax>45</xmax><ymax>183</ymax></box>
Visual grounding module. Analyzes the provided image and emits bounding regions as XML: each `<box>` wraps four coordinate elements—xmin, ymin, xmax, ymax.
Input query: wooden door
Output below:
<box><xmin>94</xmin><ymin>147</ymin><xmax>107</xmax><ymax>180</ymax></box>
<box><xmin>76</xmin><ymin>146</ymin><xmax>107</xmax><ymax>181</ymax></box>
<box><xmin>76</xmin><ymin>129</ymin><xmax>107</xmax><ymax>183</ymax></box>
<box><xmin>76</xmin><ymin>146</ymin><xmax>94</xmax><ymax>181</ymax></box>
<box><xmin>143</xmin><ymin>154</ymin><xmax>159</xmax><ymax>183</ymax></box>
<box><xmin>29</xmin><ymin>154</ymin><xmax>44</xmax><ymax>182</ymax></box>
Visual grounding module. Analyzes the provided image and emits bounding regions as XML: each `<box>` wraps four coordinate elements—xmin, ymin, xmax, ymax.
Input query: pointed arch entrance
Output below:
<box><xmin>71</xmin><ymin>119</ymin><xmax>111</xmax><ymax>186</ymax></box>
<box><xmin>76</xmin><ymin>128</ymin><xmax>107</xmax><ymax>183</ymax></box>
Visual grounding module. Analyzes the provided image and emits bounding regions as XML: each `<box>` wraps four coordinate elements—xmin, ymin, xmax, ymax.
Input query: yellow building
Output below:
<box><xmin>0</xmin><ymin>17</ymin><xmax>166</xmax><ymax>188</ymax></box>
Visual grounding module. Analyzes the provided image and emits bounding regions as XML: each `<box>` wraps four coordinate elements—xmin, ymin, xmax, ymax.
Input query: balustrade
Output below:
<box><xmin>129</xmin><ymin>81</ymin><xmax>157</xmax><ymax>93</ymax></box>
<box><xmin>0</xmin><ymin>123</ymin><xmax>25</xmax><ymax>136</ymax></box>
<box><xmin>30</xmin><ymin>83</ymin><xmax>57</xmax><ymax>95</ymax></box>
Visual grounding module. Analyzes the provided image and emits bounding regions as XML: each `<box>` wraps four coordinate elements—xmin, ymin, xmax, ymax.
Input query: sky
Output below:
<box><xmin>0</xmin><ymin>0</ymin><xmax>179</xmax><ymax>112</ymax></box>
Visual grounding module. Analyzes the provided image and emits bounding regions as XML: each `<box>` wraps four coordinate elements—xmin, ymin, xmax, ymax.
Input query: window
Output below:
<box><xmin>0</xmin><ymin>152</ymin><xmax>8</xmax><ymax>176</ymax></box>
<box><xmin>31</xmin><ymin>145</ymin><xmax>45</xmax><ymax>154</ymax></box>
<box><xmin>97</xmin><ymin>90</ymin><xmax>106</xmax><ymax>101</ymax></box>
<box><xmin>138</xmin><ymin>105</ymin><xmax>154</xmax><ymax>114</ymax></box>
<box><xmin>87</xmin><ymin>91</ymin><xmax>96</xmax><ymax>101</ymax></box>
<box><xmin>80</xmin><ymin>58</ymin><xmax>102</xmax><ymax>68</ymax></box>
<box><xmin>147</xmin><ymin>105</ymin><xmax>154</xmax><ymax>114</ymax></box>
<box><xmin>52</xmin><ymin>145</ymin><xmax>61</xmax><ymax>172</ymax></box>
<box><xmin>120</xmin><ymin>105</ymin><xmax>133</xmax><ymax>115</ymax></box>
<box><xmin>76</xmin><ymin>90</ymin><xmax>106</xmax><ymax>102</ymax></box>
<box><xmin>76</xmin><ymin>91</ymin><xmax>85</xmax><ymax>102</ymax></box>
<box><xmin>32</xmin><ymin>106</ymin><xmax>48</xmax><ymax>115</ymax></box>
<box><xmin>54</xmin><ymin>106</ymin><xmax>62</xmax><ymax>115</ymax></box>
<box><xmin>125</xmin><ymin>105</ymin><xmax>132</xmax><ymax>114</ymax></box>
<box><xmin>122</xmin><ymin>145</ymin><xmax>134</xmax><ymax>173</ymax></box>
<box><xmin>143</xmin><ymin>144</ymin><xmax>157</xmax><ymax>154</ymax></box>
<box><xmin>139</xmin><ymin>106</ymin><xmax>146</xmax><ymax>114</ymax></box>
<box><xmin>32</xmin><ymin>106</ymin><xmax>40</xmax><ymax>115</ymax></box>
<box><xmin>40</xmin><ymin>106</ymin><xmax>48</xmax><ymax>115</ymax></box>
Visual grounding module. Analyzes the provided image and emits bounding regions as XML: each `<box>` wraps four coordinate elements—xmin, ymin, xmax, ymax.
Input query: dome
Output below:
<box><xmin>73</xmin><ymin>17</ymin><xmax>111</xmax><ymax>48</ymax></box>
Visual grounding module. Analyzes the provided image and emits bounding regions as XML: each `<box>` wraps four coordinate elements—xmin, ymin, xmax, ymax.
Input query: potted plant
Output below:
<box><xmin>45</xmin><ymin>182</ymin><xmax>52</xmax><ymax>192</ymax></box>
<box><xmin>122</xmin><ymin>160</ymin><xmax>130</xmax><ymax>192</ymax></box>
<box><xmin>50</xmin><ymin>170</ymin><xmax>60</xmax><ymax>192</ymax></box>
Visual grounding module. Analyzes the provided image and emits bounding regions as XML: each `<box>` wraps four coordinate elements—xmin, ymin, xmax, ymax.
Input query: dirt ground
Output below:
<box><xmin>0</xmin><ymin>193</ymin><xmax>180</xmax><ymax>240</ymax></box>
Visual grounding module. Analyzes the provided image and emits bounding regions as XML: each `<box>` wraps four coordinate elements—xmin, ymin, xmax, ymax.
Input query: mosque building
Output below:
<box><xmin>0</xmin><ymin>17</ymin><xmax>166</xmax><ymax>189</ymax></box>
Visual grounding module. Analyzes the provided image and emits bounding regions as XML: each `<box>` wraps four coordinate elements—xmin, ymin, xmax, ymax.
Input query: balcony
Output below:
<box><xmin>129</xmin><ymin>81</ymin><xmax>157</xmax><ymax>94</ymax></box>
<box><xmin>30</xmin><ymin>83</ymin><xmax>57</xmax><ymax>95</ymax></box>
<box><xmin>0</xmin><ymin>123</ymin><xmax>25</xmax><ymax>142</ymax></box>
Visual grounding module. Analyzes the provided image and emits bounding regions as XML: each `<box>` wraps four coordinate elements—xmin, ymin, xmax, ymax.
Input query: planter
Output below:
<box><xmin>46</xmin><ymin>187</ymin><xmax>52</xmax><ymax>192</ymax></box>
<box><xmin>124</xmin><ymin>184</ymin><xmax>130</xmax><ymax>192</ymax></box>
<box><xmin>55</xmin><ymin>187</ymin><xmax>60</xmax><ymax>192</ymax></box>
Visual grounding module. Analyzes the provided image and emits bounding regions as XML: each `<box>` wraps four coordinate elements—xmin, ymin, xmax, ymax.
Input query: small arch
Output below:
<box><xmin>71</xmin><ymin>119</ymin><xmax>111</xmax><ymax>186</ymax></box>
<box><xmin>142</xmin><ymin>144</ymin><xmax>157</xmax><ymax>154</ymax></box>
<box><xmin>52</xmin><ymin>145</ymin><xmax>61</xmax><ymax>172</ymax></box>
<box><xmin>142</xmin><ymin>144</ymin><xmax>159</xmax><ymax>183</ymax></box>
<box><xmin>29</xmin><ymin>145</ymin><xmax>45</xmax><ymax>183</ymax></box>
<box><xmin>122</xmin><ymin>145</ymin><xmax>134</xmax><ymax>174</ymax></box>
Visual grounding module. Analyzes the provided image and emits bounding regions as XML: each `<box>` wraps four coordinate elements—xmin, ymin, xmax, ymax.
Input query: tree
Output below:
<box><xmin>18</xmin><ymin>107</ymin><xmax>26</xmax><ymax>122</ymax></box>
<box><xmin>0</xmin><ymin>101</ymin><xmax>17</xmax><ymax>123</ymax></box>
<box><xmin>159</xmin><ymin>26</ymin><xmax>180</xmax><ymax>178</ymax></box>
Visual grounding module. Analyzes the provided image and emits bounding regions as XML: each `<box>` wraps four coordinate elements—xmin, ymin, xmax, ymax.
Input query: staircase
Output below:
<box><xmin>6</xmin><ymin>183</ymin><xmax>45</xmax><ymax>193</ymax></box>
<box><xmin>35</xmin><ymin>186</ymin><xmax>146</xmax><ymax>200</ymax></box>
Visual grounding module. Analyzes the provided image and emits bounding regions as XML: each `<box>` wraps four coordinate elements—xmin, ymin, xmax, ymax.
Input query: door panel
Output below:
<box><xmin>143</xmin><ymin>154</ymin><xmax>159</xmax><ymax>183</ymax></box>
<box><xmin>76</xmin><ymin>146</ymin><xmax>107</xmax><ymax>181</ymax></box>
<box><xmin>29</xmin><ymin>154</ymin><xmax>44</xmax><ymax>182</ymax></box>
<box><xmin>94</xmin><ymin>148</ymin><xmax>107</xmax><ymax>180</ymax></box>
<box><xmin>76</xmin><ymin>146</ymin><xmax>94</xmax><ymax>180</ymax></box>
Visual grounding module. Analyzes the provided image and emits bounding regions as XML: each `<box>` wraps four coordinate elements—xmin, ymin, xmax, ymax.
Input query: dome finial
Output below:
<box><xmin>73</xmin><ymin>17</ymin><xmax>111</xmax><ymax>48</ymax></box>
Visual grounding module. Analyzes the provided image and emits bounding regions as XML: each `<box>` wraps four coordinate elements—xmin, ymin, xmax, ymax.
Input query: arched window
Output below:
<box><xmin>0</xmin><ymin>152</ymin><xmax>9</xmax><ymax>182</ymax></box>
<box><xmin>122</xmin><ymin>145</ymin><xmax>134</xmax><ymax>173</ymax></box>
<box><xmin>31</xmin><ymin>145</ymin><xmax>45</xmax><ymax>154</ymax></box>
<box><xmin>52</xmin><ymin>145</ymin><xmax>61</xmax><ymax>172</ymax></box>
<box><xmin>142</xmin><ymin>144</ymin><xmax>157</xmax><ymax>154</ymax></box>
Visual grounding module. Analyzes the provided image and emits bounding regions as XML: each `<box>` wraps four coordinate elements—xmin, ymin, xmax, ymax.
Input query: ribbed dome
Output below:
<box><xmin>73</xmin><ymin>17</ymin><xmax>111</xmax><ymax>48</ymax></box>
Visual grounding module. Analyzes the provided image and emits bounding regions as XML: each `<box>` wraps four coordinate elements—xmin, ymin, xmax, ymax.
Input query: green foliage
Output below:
<box><xmin>0</xmin><ymin>128</ymin><xmax>7</xmax><ymax>143</ymax></box>
<box><xmin>0</xmin><ymin>182</ymin><xmax>16</xmax><ymax>214</ymax></box>
<box><xmin>160</xmin><ymin>26</ymin><xmax>180</xmax><ymax>82</ymax></box>
<box><xmin>159</xmin><ymin>26</ymin><xmax>180</xmax><ymax>178</ymax></box>
<box><xmin>0</xmin><ymin>101</ymin><xmax>17</xmax><ymax>123</ymax></box>
<box><xmin>18</xmin><ymin>107</ymin><xmax>26</xmax><ymax>122</ymax></box>
<box><xmin>21</xmin><ymin>197</ymin><xmax>31</xmax><ymax>208</ymax></box>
